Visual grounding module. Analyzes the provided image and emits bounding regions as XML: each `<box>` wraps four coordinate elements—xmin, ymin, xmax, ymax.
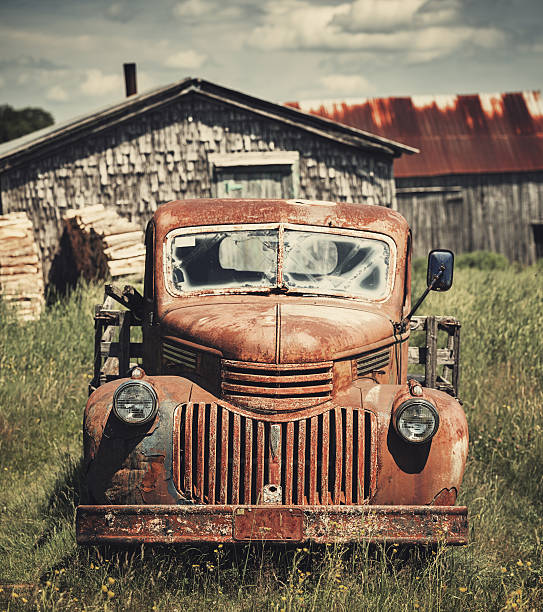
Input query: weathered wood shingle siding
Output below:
<box><xmin>0</xmin><ymin>95</ymin><xmax>395</xmax><ymax>276</ymax></box>
<box><xmin>396</xmin><ymin>172</ymin><xmax>543</xmax><ymax>263</ymax></box>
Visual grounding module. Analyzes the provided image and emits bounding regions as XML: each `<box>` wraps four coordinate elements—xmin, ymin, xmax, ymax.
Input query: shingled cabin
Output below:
<box><xmin>291</xmin><ymin>92</ymin><xmax>543</xmax><ymax>263</ymax></box>
<box><xmin>0</xmin><ymin>78</ymin><xmax>414</xmax><ymax>283</ymax></box>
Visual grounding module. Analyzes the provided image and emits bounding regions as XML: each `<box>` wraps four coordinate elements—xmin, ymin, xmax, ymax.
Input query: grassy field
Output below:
<box><xmin>1</xmin><ymin>260</ymin><xmax>542</xmax><ymax>611</ymax></box>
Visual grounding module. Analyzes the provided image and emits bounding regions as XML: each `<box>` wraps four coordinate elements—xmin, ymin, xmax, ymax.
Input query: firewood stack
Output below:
<box><xmin>0</xmin><ymin>212</ymin><xmax>45</xmax><ymax>321</ymax></box>
<box><xmin>58</xmin><ymin>205</ymin><xmax>145</xmax><ymax>286</ymax></box>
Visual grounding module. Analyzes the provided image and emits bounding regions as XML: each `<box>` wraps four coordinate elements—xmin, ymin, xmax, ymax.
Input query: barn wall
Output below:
<box><xmin>0</xmin><ymin>95</ymin><xmax>394</xmax><ymax>278</ymax></box>
<box><xmin>395</xmin><ymin>172</ymin><xmax>543</xmax><ymax>263</ymax></box>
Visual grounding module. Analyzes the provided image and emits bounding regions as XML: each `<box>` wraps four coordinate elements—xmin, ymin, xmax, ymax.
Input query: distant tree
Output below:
<box><xmin>0</xmin><ymin>105</ymin><xmax>54</xmax><ymax>144</ymax></box>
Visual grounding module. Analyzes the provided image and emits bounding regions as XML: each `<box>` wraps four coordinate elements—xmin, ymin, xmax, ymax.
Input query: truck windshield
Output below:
<box><xmin>170</xmin><ymin>228</ymin><xmax>390</xmax><ymax>299</ymax></box>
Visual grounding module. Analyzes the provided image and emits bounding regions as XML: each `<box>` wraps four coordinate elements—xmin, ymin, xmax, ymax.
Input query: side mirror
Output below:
<box><xmin>427</xmin><ymin>250</ymin><xmax>454</xmax><ymax>292</ymax></box>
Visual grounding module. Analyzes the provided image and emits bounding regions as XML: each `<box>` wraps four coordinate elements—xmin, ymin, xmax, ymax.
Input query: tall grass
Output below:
<box><xmin>1</xmin><ymin>264</ymin><xmax>542</xmax><ymax>610</ymax></box>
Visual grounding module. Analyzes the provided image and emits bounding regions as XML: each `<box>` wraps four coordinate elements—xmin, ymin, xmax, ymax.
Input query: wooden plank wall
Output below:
<box><xmin>0</xmin><ymin>96</ymin><xmax>394</xmax><ymax>279</ymax></box>
<box><xmin>395</xmin><ymin>172</ymin><xmax>543</xmax><ymax>263</ymax></box>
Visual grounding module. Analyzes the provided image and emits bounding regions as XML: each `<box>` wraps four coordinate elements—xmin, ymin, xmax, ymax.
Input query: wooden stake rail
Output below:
<box><xmin>0</xmin><ymin>212</ymin><xmax>44</xmax><ymax>321</ymax></box>
<box><xmin>408</xmin><ymin>316</ymin><xmax>461</xmax><ymax>397</ymax></box>
<box><xmin>90</xmin><ymin>294</ymin><xmax>143</xmax><ymax>393</ymax></box>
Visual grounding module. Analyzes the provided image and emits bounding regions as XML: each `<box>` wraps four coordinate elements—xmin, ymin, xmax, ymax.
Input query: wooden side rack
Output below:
<box><xmin>408</xmin><ymin>315</ymin><xmax>461</xmax><ymax>397</ymax></box>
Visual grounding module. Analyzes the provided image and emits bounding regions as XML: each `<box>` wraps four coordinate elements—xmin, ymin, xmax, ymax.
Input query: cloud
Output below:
<box><xmin>173</xmin><ymin>0</ymin><xmax>211</xmax><ymax>18</ymax></box>
<box><xmin>0</xmin><ymin>76</ymin><xmax>5</xmax><ymax>89</ymax></box>
<box><xmin>80</xmin><ymin>69</ymin><xmax>123</xmax><ymax>96</ymax></box>
<box><xmin>332</xmin><ymin>0</ymin><xmax>427</xmax><ymax>33</ymax></box>
<box><xmin>0</xmin><ymin>27</ymin><xmax>94</xmax><ymax>52</ymax></box>
<box><xmin>320</xmin><ymin>73</ymin><xmax>374</xmax><ymax>95</ymax></box>
<box><xmin>0</xmin><ymin>55</ymin><xmax>67</xmax><ymax>71</ymax></box>
<box><xmin>46</xmin><ymin>85</ymin><xmax>69</xmax><ymax>102</ymax></box>
<box><xmin>164</xmin><ymin>49</ymin><xmax>207</xmax><ymax>69</ymax></box>
<box><xmin>246</xmin><ymin>1</ymin><xmax>344</xmax><ymax>50</ymax></box>
<box><xmin>332</xmin><ymin>0</ymin><xmax>463</xmax><ymax>33</ymax></box>
<box><xmin>105</xmin><ymin>2</ymin><xmax>137</xmax><ymax>23</ymax></box>
<box><xmin>173</xmin><ymin>0</ymin><xmax>247</xmax><ymax>21</ymax></box>
<box><xmin>246</xmin><ymin>0</ymin><xmax>506</xmax><ymax>62</ymax></box>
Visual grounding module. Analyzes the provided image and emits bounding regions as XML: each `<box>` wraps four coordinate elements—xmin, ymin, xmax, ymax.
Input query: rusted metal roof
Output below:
<box><xmin>287</xmin><ymin>92</ymin><xmax>543</xmax><ymax>177</ymax></box>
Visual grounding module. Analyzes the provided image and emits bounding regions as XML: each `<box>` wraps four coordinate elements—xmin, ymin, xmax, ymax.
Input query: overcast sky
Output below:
<box><xmin>1</xmin><ymin>0</ymin><xmax>542</xmax><ymax>123</ymax></box>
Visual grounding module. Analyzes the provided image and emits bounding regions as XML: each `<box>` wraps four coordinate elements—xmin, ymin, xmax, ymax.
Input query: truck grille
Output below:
<box><xmin>173</xmin><ymin>402</ymin><xmax>373</xmax><ymax>505</ymax></box>
<box><xmin>221</xmin><ymin>360</ymin><xmax>333</xmax><ymax>409</ymax></box>
<box><xmin>356</xmin><ymin>348</ymin><xmax>390</xmax><ymax>378</ymax></box>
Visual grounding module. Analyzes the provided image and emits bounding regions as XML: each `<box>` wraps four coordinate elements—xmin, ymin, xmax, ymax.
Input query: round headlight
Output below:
<box><xmin>394</xmin><ymin>399</ymin><xmax>439</xmax><ymax>444</ymax></box>
<box><xmin>113</xmin><ymin>381</ymin><xmax>158</xmax><ymax>425</ymax></box>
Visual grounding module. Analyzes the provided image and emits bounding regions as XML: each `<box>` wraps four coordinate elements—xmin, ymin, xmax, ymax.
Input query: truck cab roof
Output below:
<box><xmin>152</xmin><ymin>198</ymin><xmax>409</xmax><ymax>245</ymax></box>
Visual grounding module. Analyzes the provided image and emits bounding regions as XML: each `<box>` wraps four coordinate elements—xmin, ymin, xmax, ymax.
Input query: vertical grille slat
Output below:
<box><xmin>219</xmin><ymin>408</ymin><xmax>229</xmax><ymax>504</ymax></box>
<box><xmin>207</xmin><ymin>404</ymin><xmax>218</xmax><ymax>504</ymax></box>
<box><xmin>256</xmin><ymin>422</ymin><xmax>265</xmax><ymax>503</ymax></box>
<box><xmin>244</xmin><ymin>417</ymin><xmax>253</xmax><ymax>504</ymax></box>
<box><xmin>334</xmin><ymin>407</ymin><xmax>343</xmax><ymax>504</ymax></box>
<box><xmin>184</xmin><ymin>404</ymin><xmax>193</xmax><ymax>497</ymax></box>
<box><xmin>175</xmin><ymin>403</ymin><xmax>373</xmax><ymax>506</ymax></box>
<box><xmin>344</xmin><ymin>409</ymin><xmax>353</xmax><ymax>504</ymax></box>
<box><xmin>268</xmin><ymin>424</ymin><xmax>281</xmax><ymax>487</ymax></box>
<box><xmin>321</xmin><ymin>411</ymin><xmax>330</xmax><ymax>505</ymax></box>
<box><xmin>297</xmin><ymin>420</ymin><xmax>306</xmax><ymax>504</ymax></box>
<box><xmin>309</xmin><ymin>416</ymin><xmax>319</xmax><ymax>504</ymax></box>
<box><xmin>231</xmin><ymin>414</ymin><xmax>241</xmax><ymax>504</ymax></box>
<box><xmin>195</xmin><ymin>405</ymin><xmax>205</xmax><ymax>500</ymax></box>
<box><xmin>284</xmin><ymin>422</ymin><xmax>294</xmax><ymax>504</ymax></box>
<box><xmin>357</xmin><ymin>409</ymin><xmax>365</xmax><ymax>503</ymax></box>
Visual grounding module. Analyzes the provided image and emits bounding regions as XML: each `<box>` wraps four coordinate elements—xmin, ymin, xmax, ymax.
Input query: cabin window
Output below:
<box><xmin>209</xmin><ymin>152</ymin><xmax>300</xmax><ymax>199</ymax></box>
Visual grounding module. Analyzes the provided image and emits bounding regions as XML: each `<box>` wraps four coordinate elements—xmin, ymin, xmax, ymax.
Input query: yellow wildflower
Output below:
<box><xmin>107</xmin><ymin>577</ymin><xmax>115</xmax><ymax>585</ymax></box>
<box><xmin>459</xmin><ymin>587</ymin><xmax>467</xmax><ymax>593</ymax></box>
<box><xmin>107</xmin><ymin>590</ymin><xmax>115</xmax><ymax>599</ymax></box>
<box><xmin>101</xmin><ymin>585</ymin><xmax>108</xmax><ymax>593</ymax></box>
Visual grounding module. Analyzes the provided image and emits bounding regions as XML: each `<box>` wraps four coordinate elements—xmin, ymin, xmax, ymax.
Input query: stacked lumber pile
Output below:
<box><xmin>54</xmin><ymin>205</ymin><xmax>145</xmax><ymax>289</ymax></box>
<box><xmin>0</xmin><ymin>212</ymin><xmax>44</xmax><ymax>321</ymax></box>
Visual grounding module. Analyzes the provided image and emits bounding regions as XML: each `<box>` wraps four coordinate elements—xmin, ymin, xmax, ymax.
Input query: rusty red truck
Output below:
<box><xmin>77</xmin><ymin>198</ymin><xmax>468</xmax><ymax>545</ymax></box>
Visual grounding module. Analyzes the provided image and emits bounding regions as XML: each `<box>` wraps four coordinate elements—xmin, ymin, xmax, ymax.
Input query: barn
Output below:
<box><xmin>291</xmin><ymin>92</ymin><xmax>543</xmax><ymax>262</ymax></box>
<box><xmin>0</xmin><ymin>78</ymin><xmax>414</xmax><ymax>281</ymax></box>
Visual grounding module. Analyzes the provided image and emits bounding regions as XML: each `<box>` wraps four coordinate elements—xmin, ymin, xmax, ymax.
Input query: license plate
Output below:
<box><xmin>233</xmin><ymin>508</ymin><xmax>303</xmax><ymax>541</ymax></box>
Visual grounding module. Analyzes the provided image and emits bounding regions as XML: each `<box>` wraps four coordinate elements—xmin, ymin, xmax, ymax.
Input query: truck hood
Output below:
<box><xmin>160</xmin><ymin>302</ymin><xmax>394</xmax><ymax>362</ymax></box>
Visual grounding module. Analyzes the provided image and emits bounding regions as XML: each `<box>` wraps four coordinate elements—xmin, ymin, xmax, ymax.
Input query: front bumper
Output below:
<box><xmin>76</xmin><ymin>504</ymin><xmax>468</xmax><ymax>545</ymax></box>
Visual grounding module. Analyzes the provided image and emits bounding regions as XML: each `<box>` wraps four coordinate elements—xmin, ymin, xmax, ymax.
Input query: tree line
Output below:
<box><xmin>0</xmin><ymin>104</ymin><xmax>54</xmax><ymax>144</ymax></box>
